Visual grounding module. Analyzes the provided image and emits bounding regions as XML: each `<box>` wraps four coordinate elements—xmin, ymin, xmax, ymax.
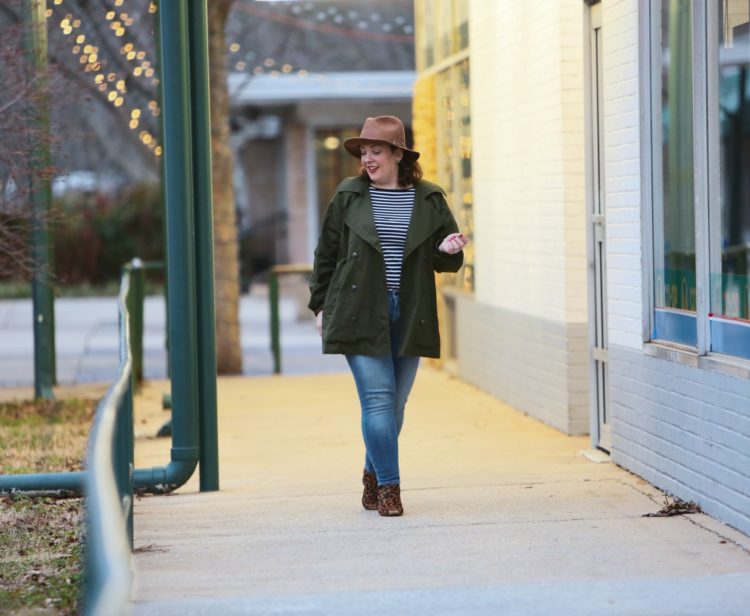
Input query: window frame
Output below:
<box><xmin>640</xmin><ymin>0</ymin><xmax>750</xmax><ymax>373</ymax></box>
<box><xmin>645</xmin><ymin>0</ymin><xmax>700</xmax><ymax>348</ymax></box>
<box><xmin>705</xmin><ymin>2</ymin><xmax>750</xmax><ymax>361</ymax></box>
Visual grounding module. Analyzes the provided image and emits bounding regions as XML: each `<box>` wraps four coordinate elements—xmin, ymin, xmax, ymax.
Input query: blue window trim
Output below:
<box><xmin>653</xmin><ymin>308</ymin><xmax>697</xmax><ymax>347</ymax></box>
<box><xmin>710</xmin><ymin>317</ymin><xmax>750</xmax><ymax>361</ymax></box>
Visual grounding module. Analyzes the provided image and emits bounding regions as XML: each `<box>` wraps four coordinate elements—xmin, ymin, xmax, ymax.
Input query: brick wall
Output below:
<box><xmin>610</xmin><ymin>346</ymin><xmax>750</xmax><ymax>536</ymax></box>
<box><xmin>457</xmin><ymin>1</ymin><xmax>589</xmax><ymax>434</ymax></box>
<box><xmin>456</xmin><ymin>296</ymin><xmax>590</xmax><ymax>435</ymax></box>
<box><xmin>602</xmin><ymin>0</ymin><xmax>644</xmax><ymax>350</ymax></box>
<box><xmin>471</xmin><ymin>1</ymin><xmax>586</xmax><ymax>323</ymax></box>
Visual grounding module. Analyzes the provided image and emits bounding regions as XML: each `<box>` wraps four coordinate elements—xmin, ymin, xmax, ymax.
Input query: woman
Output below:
<box><xmin>308</xmin><ymin>115</ymin><xmax>467</xmax><ymax>517</ymax></box>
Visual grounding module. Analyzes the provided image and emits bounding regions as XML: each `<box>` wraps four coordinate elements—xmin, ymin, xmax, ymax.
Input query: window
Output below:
<box><xmin>415</xmin><ymin>0</ymin><xmax>469</xmax><ymax>72</ymax></box>
<box><xmin>314</xmin><ymin>128</ymin><xmax>361</xmax><ymax>227</ymax></box>
<box><xmin>647</xmin><ymin>0</ymin><xmax>750</xmax><ymax>361</ymax></box>
<box><xmin>436</xmin><ymin>58</ymin><xmax>474</xmax><ymax>291</ymax></box>
<box><xmin>414</xmin><ymin>0</ymin><xmax>473</xmax><ymax>292</ymax></box>
<box><xmin>709</xmin><ymin>0</ymin><xmax>750</xmax><ymax>359</ymax></box>
<box><xmin>652</xmin><ymin>0</ymin><xmax>697</xmax><ymax>345</ymax></box>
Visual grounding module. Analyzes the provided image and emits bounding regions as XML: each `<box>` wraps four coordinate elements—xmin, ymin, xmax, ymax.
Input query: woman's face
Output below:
<box><xmin>360</xmin><ymin>143</ymin><xmax>402</xmax><ymax>188</ymax></box>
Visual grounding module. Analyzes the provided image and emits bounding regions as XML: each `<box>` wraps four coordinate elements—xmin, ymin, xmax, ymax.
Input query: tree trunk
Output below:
<box><xmin>208</xmin><ymin>0</ymin><xmax>242</xmax><ymax>374</ymax></box>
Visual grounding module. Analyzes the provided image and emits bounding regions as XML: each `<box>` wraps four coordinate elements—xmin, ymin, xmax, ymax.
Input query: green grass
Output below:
<box><xmin>0</xmin><ymin>398</ymin><xmax>96</xmax><ymax>615</ymax></box>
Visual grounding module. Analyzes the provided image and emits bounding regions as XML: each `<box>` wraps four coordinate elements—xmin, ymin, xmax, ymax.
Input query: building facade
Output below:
<box><xmin>414</xmin><ymin>0</ymin><xmax>750</xmax><ymax>536</ymax></box>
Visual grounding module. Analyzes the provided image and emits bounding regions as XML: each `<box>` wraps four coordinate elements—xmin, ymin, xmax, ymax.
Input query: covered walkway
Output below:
<box><xmin>131</xmin><ymin>369</ymin><xmax>750</xmax><ymax>615</ymax></box>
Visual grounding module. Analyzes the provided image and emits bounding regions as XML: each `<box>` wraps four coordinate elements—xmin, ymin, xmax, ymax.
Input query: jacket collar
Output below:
<box><xmin>338</xmin><ymin>177</ymin><xmax>445</xmax><ymax>258</ymax></box>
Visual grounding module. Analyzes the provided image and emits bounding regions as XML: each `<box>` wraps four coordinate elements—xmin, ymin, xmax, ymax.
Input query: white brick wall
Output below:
<box><xmin>602</xmin><ymin>0</ymin><xmax>643</xmax><ymax>350</ymax></box>
<box><xmin>610</xmin><ymin>345</ymin><xmax>750</xmax><ymax>536</ymax></box>
<box><xmin>456</xmin><ymin>297</ymin><xmax>590</xmax><ymax>435</ymax></box>
<box><xmin>456</xmin><ymin>1</ymin><xmax>589</xmax><ymax>434</ymax></box>
<box><xmin>470</xmin><ymin>1</ymin><xmax>587</xmax><ymax>325</ymax></box>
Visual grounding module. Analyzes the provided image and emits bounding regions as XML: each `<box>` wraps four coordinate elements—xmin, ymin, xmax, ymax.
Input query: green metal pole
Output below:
<box><xmin>155</xmin><ymin>0</ymin><xmax>200</xmax><ymax>478</ymax></box>
<box><xmin>269</xmin><ymin>271</ymin><xmax>281</xmax><ymax>374</ymax></box>
<box><xmin>187</xmin><ymin>0</ymin><xmax>220</xmax><ymax>492</ymax></box>
<box><xmin>153</xmin><ymin>5</ymin><xmax>171</xmax><ymax>382</ymax></box>
<box><xmin>23</xmin><ymin>0</ymin><xmax>55</xmax><ymax>400</ymax></box>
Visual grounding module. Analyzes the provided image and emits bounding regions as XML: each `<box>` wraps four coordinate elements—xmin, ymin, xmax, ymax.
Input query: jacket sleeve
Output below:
<box><xmin>308</xmin><ymin>196</ymin><xmax>343</xmax><ymax>315</ymax></box>
<box><xmin>432</xmin><ymin>193</ymin><xmax>464</xmax><ymax>273</ymax></box>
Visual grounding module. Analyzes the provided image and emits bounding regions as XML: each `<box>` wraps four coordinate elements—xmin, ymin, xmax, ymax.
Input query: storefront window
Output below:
<box><xmin>648</xmin><ymin>1</ymin><xmax>750</xmax><ymax>360</ymax></box>
<box><xmin>709</xmin><ymin>0</ymin><xmax>750</xmax><ymax>358</ymax></box>
<box><xmin>314</xmin><ymin>128</ymin><xmax>361</xmax><ymax>227</ymax></box>
<box><xmin>415</xmin><ymin>0</ymin><xmax>469</xmax><ymax>71</ymax></box>
<box><xmin>436</xmin><ymin>59</ymin><xmax>473</xmax><ymax>291</ymax></box>
<box><xmin>415</xmin><ymin>0</ymin><xmax>435</xmax><ymax>70</ymax></box>
<box><xmin>653</xmin><ymin>0</ymin><xmax>697</xmax><ymax>345</ymax></box>
<box><xmin>414</xmin><ymin>0</ymin><xmax>472</xmax><ymax>292</ymax></box>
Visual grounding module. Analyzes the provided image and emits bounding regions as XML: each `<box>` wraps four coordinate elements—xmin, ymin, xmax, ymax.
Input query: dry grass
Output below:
<box><xmin>0</xmin><ymin>398</ymin><xmax>96</xmax><ymax>615</ymax></box>
<box><xmin>0</xmin><ymin>398</ymin><xmax>95</xmax><ymax>475</ymax></box>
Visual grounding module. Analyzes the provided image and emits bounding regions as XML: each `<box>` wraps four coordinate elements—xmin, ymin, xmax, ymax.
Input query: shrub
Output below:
<box><xmin>52</xmin><ymin>182</ymin><xmax>164</xmax><ymax>286</ymax></box>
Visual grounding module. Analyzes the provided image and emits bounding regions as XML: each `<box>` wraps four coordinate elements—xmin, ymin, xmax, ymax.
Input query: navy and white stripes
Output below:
<box><xmin>369</xmin><ymin>186</ymin><xmax>415</xmax><ymax>290</ymax></box>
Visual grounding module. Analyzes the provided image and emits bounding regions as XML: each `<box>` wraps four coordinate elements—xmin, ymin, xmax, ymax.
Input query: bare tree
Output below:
<box><xmin>0</xmin><ymin>19</ymin><xmax>56</xmax><ymax>280</ymax></box>
<box><xmin>209</xmin><ymin>0</ymin><xmax>242</xmax><ymax>374</ymax></box>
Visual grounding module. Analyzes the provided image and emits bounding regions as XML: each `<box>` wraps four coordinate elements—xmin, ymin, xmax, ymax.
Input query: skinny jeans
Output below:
<box><xmin>345</xmin><ymin>290</ymin><xmax>420</xmax><ymax>486</ymax></box>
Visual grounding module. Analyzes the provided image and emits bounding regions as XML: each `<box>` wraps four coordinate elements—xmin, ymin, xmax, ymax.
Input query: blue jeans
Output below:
<box><xmin>346</xmin><ymin>290</ymin><xmax>420</xmax><ymax>486</ymax></box>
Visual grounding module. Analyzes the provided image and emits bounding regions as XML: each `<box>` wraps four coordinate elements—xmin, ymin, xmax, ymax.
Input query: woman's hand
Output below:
<box><xmin>316</xmin><ymin>310</ymin><xmax>323</xmax><ymax>336</ymax></box>
<box><xmin>438</xmin><ymin>232</ymin><xmax>468</xmax><ymax>255</ymax></box>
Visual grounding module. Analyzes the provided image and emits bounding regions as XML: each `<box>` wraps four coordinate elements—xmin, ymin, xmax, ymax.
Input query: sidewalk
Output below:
<box><xmin>131</xmin><ymin>369</ymin><xmax>750</xmax><ymax>615</ymax></box>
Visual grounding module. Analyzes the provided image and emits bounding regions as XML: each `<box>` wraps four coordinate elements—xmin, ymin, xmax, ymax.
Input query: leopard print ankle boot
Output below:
<box><xmin>362</xmin><ymin>470</ymin><xmax>378</xmax><ymax>510</ymax></box>
<box><xmin>377</xmin><ymin>483</ymin><xmax>403</xmax><ymax>517</ymax></box>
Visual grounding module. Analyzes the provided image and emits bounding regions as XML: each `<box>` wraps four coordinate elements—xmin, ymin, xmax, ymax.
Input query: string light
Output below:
<box><xmin>50</xmin><ymin>0</ymin><xmax>415</xmax><ymax>159</ymax></box>
<box><xmin>226</xmin><ymin>2</ymin><xmax>414</xmax><ymax>80</ymax></box>
<box><xmin>50</xmin><ymin>0</ymin><xmax>161</xmax><ymax>156</ymax></box>
<box><xmin>236</xmin><ymin>2</ymin><xmax>415</xmax><ymax>40</ymax></box>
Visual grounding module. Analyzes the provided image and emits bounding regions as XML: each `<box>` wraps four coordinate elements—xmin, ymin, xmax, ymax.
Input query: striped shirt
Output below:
<box><xmin>369</xmin><ymin>186</ymin><xmax>415</xmax><ymax>290</ymax></box>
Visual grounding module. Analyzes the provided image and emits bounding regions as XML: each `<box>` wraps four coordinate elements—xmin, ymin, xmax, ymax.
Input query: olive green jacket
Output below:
<box><xmin>308</xmin><ymin>176</ymin><xmax>463</xmax><ymax>358</ymax></box>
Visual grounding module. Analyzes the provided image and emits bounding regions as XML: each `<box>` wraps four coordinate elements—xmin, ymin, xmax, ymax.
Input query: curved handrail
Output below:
<box><xmin>83</xmin><ymin>263</ymin><xmax>137</xmax><ymax>615</ymax></box>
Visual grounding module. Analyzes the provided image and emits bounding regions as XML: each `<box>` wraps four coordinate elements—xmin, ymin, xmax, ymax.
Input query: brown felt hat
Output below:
<box><xmin>343</xmin><ymin>116</ymin><xmax>420</xmax><ymax>161</ymax></box>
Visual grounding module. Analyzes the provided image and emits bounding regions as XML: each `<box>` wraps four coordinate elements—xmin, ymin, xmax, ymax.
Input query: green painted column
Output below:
<box><xmin>187</xmin><ymin>0</ymin><xmax>220</xmax><ymax>492</ymax></box>
<box><xmin>157</xmin><ymin>0</ymin><xmax>200</xmax><ymax>474</ymax></box>
<box><xmin>23</xmin><ymin>0</ymin><xmax>55</xmax><ymax>400</ymax></box>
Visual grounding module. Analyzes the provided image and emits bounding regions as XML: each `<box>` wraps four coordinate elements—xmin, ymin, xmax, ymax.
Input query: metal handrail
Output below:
<box><xmin>0</xmin><ymin>260</ymin><xmax>141</xmax><ymax>611</ymax></box>
<box><xmin>83</xmin><ymin>262</ymin><xmax>137</xmax><ymax>615</ymax></box>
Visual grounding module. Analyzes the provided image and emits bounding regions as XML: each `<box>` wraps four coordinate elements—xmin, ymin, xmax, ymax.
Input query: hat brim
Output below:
<box><xmin>342</xmin><ymin>137</ymin><xmax>420</xmax><ymax>162</ymax></box>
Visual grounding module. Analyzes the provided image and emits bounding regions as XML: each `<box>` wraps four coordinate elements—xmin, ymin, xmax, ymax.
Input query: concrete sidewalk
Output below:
<box><xmin>131</xmin><ymin>369</ymin><xmax>750</xmax><ymax>615</ymax></box>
